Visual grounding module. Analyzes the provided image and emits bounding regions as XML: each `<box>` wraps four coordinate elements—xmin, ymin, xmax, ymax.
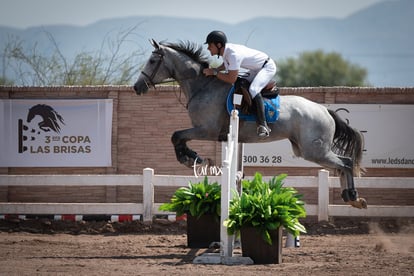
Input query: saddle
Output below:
<box><xmin>234</xmin><ymin>77</ymin><xmax>279</xmax><ymax>115</ymax></box>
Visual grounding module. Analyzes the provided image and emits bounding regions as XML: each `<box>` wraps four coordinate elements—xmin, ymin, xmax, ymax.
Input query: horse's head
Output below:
<box><xmin>27</xmin><ymin>104</ymin><xmax>64</xmax><ymax>133</ymax></box>
<box><xmin>27</xmin><ymin>106</ymin><xmax>37</xmax><ymax>123</ymax></box>
<box><xmin>134</xmin><ymin>39</ymin><xmax>173</xmax><ymax>94</ymax></box>
<box><xmin>134</xmin><ymin>39</ymin><xmax>209</xmax><ymax>95</ymax></box>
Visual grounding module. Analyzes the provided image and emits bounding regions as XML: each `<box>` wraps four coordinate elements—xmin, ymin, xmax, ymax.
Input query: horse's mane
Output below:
<box><xmin>161</xmin><ymin>41</ymin><xmax>210</xmax><ymax>68</ymax></box>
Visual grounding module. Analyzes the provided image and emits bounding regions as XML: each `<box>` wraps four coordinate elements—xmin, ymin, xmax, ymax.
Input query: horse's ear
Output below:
<box><xmin>150</xmin><ymin>39</ymin><xmax>160</xmax><ymax>50</ymax></box>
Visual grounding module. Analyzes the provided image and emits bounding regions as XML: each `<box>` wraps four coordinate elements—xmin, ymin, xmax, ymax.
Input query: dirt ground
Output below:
<box><xmin>0</xmin><ymin>217</ymin><xmax>413</xmax><ymax>276</ymax></box>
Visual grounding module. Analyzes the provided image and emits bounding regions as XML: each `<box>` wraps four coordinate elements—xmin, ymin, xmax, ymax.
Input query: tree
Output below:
<box><xmin>1</xmin><ymin>26</ymin><xmax>144</xmax><ymax>86</ymax></box>
<box><xmin>276</xmin><ymin>50</ymin><xmax>368</xmax><ymax>87</ymax></box>
<box><xmin>0</xmin><ymin>76</ymin><xmax>14</xmax><ymax>85</ymax></box>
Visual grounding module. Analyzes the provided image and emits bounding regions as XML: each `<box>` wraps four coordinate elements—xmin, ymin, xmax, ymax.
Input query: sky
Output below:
<box><xmin>0</xmin><ymin>0</ymin><xmax>386</xmax><ymax>29</ymax></box>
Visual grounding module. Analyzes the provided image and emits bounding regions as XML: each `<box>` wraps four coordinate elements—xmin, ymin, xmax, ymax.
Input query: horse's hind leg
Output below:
<box><xmin>337</xmin><ymin>156</ymin><xmax>359</xmax><ymax>202</ymax></box>
<box><xmin>316</xmin><ymin>152</ymin><xmax>367</xmax><ymax>209</ymax></box>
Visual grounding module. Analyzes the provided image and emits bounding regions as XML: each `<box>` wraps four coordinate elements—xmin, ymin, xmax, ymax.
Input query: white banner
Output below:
<box><xmin>0</xmin><ymin>99</ymin><xmax>113</xmax><ymax>167</ymax></box>
<box><xmin>243</xmin><ymin>104</ymin><xmax>414</xmax><ymax>168</ymax></box>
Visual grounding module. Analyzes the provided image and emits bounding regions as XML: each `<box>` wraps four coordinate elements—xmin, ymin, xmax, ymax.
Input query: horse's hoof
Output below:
<box><xmin>179</xmin><ymin>156</ymin><xmax>194</xmax><ymax>168</ymax></box>
<box><xmin>205</xmin><ymin>158</ymin><xmax>216</xmax><ymax>167</ymax></box>
<box><xmin>349</xmin><ymin>198</ymin><xmax>368</xmax><ymax>209</ymax></box>
<box><xmin>183</xmin><ymin>160</ymin><xmax>193</xmax><ymax>168</ymax></box>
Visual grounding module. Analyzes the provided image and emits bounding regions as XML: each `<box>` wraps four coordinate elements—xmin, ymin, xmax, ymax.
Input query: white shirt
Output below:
<box><xmin>222</xmin><ymin>43</ymin><xmax>269</xmax><ymax>71</ymax></box>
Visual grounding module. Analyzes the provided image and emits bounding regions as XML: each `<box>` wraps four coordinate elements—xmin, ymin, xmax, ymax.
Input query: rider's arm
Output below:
<box><xmin>203</xmin><ymin>67</ymin><xmax>238</xmax><ymax>84</ymax></box>
<box><xmin>216</xmin><ymin>69</ymin><xmax>238</xmax><ymax>84</ymax></box>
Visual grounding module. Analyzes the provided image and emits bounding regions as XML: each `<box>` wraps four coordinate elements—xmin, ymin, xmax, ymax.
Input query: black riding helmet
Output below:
<box><xmin>205</xmin><ymin>31</ymin><xmax>227</xmax><ymax>57</ymax></box>
<box><xmin>205</xmin><ymin>30</ymin><xmax>227</xmax><ymax>46</ymax></box>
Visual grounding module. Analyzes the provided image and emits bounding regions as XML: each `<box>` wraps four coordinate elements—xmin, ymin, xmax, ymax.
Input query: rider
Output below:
<box><xmin>203</xmin><ymin>30</ymin><xmax>276</xmax><ymax>137</ymax></box>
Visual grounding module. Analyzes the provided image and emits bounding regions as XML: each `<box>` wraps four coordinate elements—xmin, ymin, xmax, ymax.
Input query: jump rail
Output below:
<box><xmin>0</xmin><ymin>172</ymin><xmax>413</xmax><ymax>222</ymax></box>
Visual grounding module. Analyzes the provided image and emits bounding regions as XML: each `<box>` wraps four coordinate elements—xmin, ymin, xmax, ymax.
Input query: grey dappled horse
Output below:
<box><xmin>134</xmin><ymin>40</ymin><xmax>367</xmax><ymax>209</ymax></box>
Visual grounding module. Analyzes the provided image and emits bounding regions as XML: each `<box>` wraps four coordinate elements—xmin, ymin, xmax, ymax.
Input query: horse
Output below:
<box><xmin>134</xmin><ymin>39</ymin><xmax>367</xmax><ymax>209</ymax></box>
<box><xmin>27</xmin><ymin>104</ymin><xmax>65</xmax><ymax>133</ymax></box>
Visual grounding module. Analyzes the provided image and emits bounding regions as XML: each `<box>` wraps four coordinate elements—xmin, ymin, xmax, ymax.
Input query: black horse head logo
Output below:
<box><xmin>27</xmin><ymin>104</ymin><xmax>65</xmax><ymax>133</ymax></box>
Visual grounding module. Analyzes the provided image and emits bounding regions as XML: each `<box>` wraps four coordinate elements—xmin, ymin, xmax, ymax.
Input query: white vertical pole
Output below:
<box><xmin>285</xmin><ymin>232</ymin><xmax>295</xmax><ymax>247</ymax></box>
<box><xmin>230</xmin><ymin>110</ymin><xmax>239</xmax><ymax>195</ymax></box>
<box><xmin>286</xmin><ymin>232</ymin><xmax>300</xmax><ymax>248</ymax></box>
<box><xmin>318</xmin><ymin>169</ymin><xmax>329</xmax><ymax>222</ymax></box>
<box><xmin>143</xmin><ymin>168</ymin><xmax>154</xmax><ymax>222</ymax></box>
<box><xmin>220</xmin><ymin>110</ymin><xmax>239</xmax><ymax>260</ymax></box>
<box><xmin>221</xmin><ymin>132</ymin><xmax>232</xmax><ymax>258</ymax></box>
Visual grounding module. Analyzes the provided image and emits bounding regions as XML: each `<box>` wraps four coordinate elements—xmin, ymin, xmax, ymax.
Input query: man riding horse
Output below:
<box><xmin>203</xmin><ymin>30</ymin><xmax>276</xmax><ymax>138</ymax></box>
<box><xmin>134</xmin><ymin>38</ymin><xmax>367</xmax><ymax>209</ymax></box>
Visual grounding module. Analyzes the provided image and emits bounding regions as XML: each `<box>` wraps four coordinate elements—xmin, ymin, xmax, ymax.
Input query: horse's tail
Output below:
<box><xmin>328</xmin><ymin>109</ymin><xmax>365</xmax><ymax>176</ymax></box>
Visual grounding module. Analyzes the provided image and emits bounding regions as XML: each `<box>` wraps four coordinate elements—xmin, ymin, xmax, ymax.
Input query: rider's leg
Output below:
<box><xmin>249</xmin><ymin>60</ymin><xmax>276</xmax><ymax>138</ymax></box>
<box><xmin>253</xmin><ymin>93</ymin><xmax>271</xmax><ymax>137</ymax></box>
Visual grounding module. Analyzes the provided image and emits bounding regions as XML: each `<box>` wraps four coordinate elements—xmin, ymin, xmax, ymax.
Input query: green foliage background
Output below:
<box><xmin>277</xmin><ymin>50</ymin><xmax>368</xmax><ymax>87</ymax></box>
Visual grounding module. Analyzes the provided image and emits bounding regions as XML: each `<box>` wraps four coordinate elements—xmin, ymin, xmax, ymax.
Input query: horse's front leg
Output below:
<box><xmin>171</xmin><ymin>127</ymin><xmax>213</xmax><ymax>168</ymax></box>
<box><xmin>173</xmin><ymin>141</ymin><xmax>202</xmax><ymax>168</ymax></box>
<box><xmin>39</xmin><ymin>122</ymin><xmax>50</xmax><ymax>132</ymax></box>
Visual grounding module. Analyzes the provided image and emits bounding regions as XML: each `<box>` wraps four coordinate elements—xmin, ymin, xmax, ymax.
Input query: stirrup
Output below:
<box><xmin>257</xmin><ymin>125</ymin><xmax>270</xmax><ymax>137</ymax></box>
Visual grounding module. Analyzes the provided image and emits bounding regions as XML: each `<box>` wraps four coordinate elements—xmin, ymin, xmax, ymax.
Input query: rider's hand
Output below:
<box><xmin>203</xmin><ymin>68</ymin><xmax>216</xmax><ymax>77</ymax></box>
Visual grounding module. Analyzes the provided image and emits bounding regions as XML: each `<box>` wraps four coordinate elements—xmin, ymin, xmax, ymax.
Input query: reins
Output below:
<box><xmin>172</xmin><ymin>80</ymin><xmax>202</xmax><ymax>110</ymax></box>
<box><xmin>143</xmin><ymin>78</ymin><xmax>189</xmax><ymax>110</ymax></box>
<box><xmin>172</xmin><ymin>82</ymin><xmax>189</xmax><ymax>109</ymax></box>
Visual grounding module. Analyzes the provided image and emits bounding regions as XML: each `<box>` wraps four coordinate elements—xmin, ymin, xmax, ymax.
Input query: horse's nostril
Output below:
<box><xmin>133</xmin><ymin>85</ymin><xmax>141</xmax><ymax>94</ymax></box>
<box><xmin>133</xmin><ymin>81</ymin><xmax>149</xmax><ymax>95</ymax></box>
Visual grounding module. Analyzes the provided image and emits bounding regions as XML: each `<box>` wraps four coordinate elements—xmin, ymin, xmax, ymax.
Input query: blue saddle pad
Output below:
<box><xmin>226</xmin><ymin>85</ymin><xmax>280</xmax><ymax>123</ymax></box>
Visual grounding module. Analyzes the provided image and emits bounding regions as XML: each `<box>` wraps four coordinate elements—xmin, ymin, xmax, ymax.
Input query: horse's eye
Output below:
<box><xmin>149</xmin><ymin>55</ymin><xmax>162</xmax><ymax>64</ymax></box>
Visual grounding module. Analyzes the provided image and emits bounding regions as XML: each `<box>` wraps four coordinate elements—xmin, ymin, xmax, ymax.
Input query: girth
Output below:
<box><xmin>233</xmin><ymin>77</ymin><xmax>279</xmax><ymax>113</ymax></box>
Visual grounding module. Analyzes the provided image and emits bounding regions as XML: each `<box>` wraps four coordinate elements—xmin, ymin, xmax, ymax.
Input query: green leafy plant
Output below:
<box><xmin>159</xmin><ymin>177</ymin><xmax>221</xmax><ymax>218</ymax></box>
<box><xmin>224</xmin><ymin>172</ymin><xmax>307</xmax><ymax>245</ymax></box>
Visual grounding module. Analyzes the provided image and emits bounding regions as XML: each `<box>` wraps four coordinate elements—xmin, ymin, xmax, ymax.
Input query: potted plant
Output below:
<box><xmin>159</xmin><ymin>176</ymin><xmax>221</xmax><ymax>248</ymax></box>
<box><xmin>224</xmin><ymin>172</ymin><xmax>307</xmax><ymax>264</ymax></box>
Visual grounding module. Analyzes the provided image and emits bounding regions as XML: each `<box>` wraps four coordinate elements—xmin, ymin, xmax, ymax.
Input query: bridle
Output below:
<box><xmin>140</xmin><ymin>50</ymin><xmax>165</xmax><ymax>89</ymax></box>
<box><xmin>139</xmin><ymin>46</ymin><xmax>206</xmax><ymax>109</ymax></box>
<box><xmin>139</xmin><ymin>49</ymin><xmax>187</xmax><ymax>108</ymax></box>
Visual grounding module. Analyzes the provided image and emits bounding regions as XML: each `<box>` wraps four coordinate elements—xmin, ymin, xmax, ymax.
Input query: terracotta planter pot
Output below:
<box><xmin>240</xmin><ymin>226</ymin><xmax>282</xmax><ymax>264</ymax></box>
<box><xmin>186</xmin><ymin>213</ymin><xmax>220</xmax><ymax>248</ymax></box>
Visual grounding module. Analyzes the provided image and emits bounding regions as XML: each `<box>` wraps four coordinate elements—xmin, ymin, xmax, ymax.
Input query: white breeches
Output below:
<box><xmin>246</xmin><ymin>59</ymin><xmax>277</xmax><ymax>98</ymax></box>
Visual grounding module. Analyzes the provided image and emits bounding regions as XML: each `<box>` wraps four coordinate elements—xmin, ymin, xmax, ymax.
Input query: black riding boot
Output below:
<box><xmin>253</xmin><ymin>93</ymin><xmax>271</xmax><ymax>137</ymax></box>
